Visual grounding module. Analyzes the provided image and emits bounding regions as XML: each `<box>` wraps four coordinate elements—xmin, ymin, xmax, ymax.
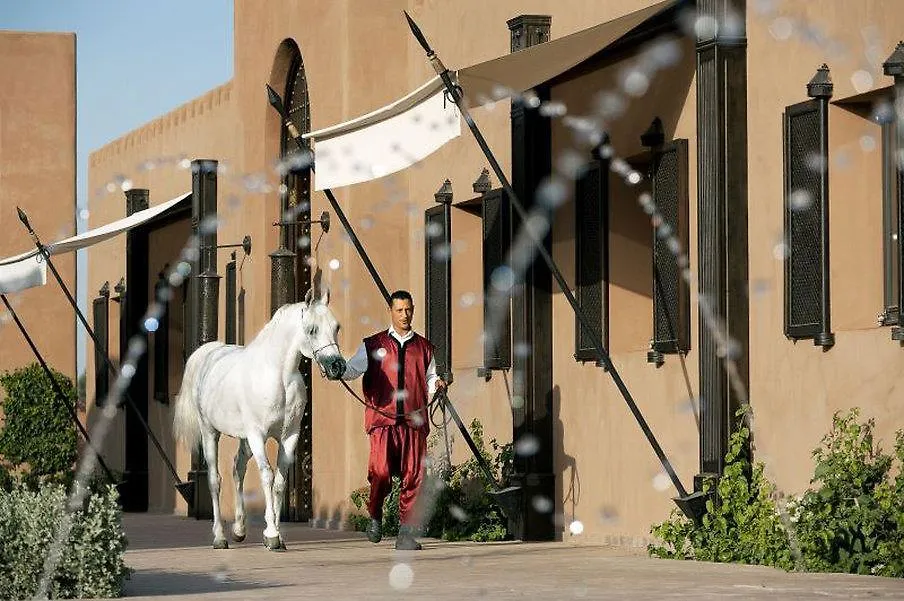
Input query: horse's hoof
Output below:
<box><xmin>232</xmin><ymin>532</ymin><xmax>246</xmax><ymax>543</ymax></box>
<box><xmin>264</xmin><ymin>535</ymin><xmax>286</xmax><ymax>551</ymax></box>
<box><xmin>213</xmin><ymin>539</ymin><xmax>229</xmax><ymax>550</ymax></box>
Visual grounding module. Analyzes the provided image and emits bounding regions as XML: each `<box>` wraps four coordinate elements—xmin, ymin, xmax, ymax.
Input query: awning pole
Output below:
<box><xmin>15</xmin><ymin>208</ymin><xmax>193</xmax><ymax>505</ymax></box>
<box><xmin>0</xmin><ymin>293</ymin><xmax>117</xmax><ymax>484</ymax></box>
<box><xmin>405</xmin><ymin>12</ymin><xmax>704</xmax><ymax>518</ymax></box>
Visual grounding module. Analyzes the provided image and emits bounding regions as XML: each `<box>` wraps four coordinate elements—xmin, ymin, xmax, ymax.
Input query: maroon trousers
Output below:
<box><xmin>367</xmin><ymin>424</ymin><xmax>427</xmax><ymax>525</ymax></box>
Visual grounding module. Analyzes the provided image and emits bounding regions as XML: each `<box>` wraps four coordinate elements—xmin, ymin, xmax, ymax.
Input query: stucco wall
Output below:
<box><xmin>0</xmin><ymin>32</ymin><xmax>77</xmax><ymax>383</ymax></box>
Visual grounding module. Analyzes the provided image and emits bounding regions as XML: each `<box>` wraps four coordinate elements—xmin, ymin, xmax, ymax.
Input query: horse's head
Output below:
<box><xmin>300</xmin><ymin>269</ymin><xmax>346</xmax><ymax>380</ymax></box>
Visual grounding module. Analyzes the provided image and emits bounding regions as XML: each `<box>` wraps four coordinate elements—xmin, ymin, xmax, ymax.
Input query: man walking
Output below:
<box><xmin>340</xmin><ymin>290</ymin><xmax>446</xmax><ymax>550</ymax></box>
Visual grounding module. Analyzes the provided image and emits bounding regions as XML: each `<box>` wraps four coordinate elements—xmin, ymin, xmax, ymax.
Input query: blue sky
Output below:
<box><xmin>2</xmin><ymin>1</ymin><xmax>234</xmax><ymax>374</ymax></box>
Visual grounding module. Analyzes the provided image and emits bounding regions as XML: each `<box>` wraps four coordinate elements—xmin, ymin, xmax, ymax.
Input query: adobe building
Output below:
<box><xmin>86</xmin><ymin>0</ymin><xmax>904</xmax><ymax>546</ymax></box>
<box><xmin>0</xmin><ymin>31</ymin><xmax>77</xmax><ymax>383</ymax></box>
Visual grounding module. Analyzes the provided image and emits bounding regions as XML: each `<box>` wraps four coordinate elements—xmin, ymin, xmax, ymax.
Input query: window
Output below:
<box><xmin>651</xmin><ymin>139</ymin><xmax>690</xmax><ymax>356</ymax></box>
<box><xmin>482</xmin><ymin>189</ymin><xmax>512</xmax><ymax>370</ymax></box>
<box><xmin>574</xmin><ymin>159</ymin><xmax>608</xmax><ymax>362</ymax></box>
<box><xmin>153</xmin><ymin>273</ymin><xmax>170</xmax><ymax>404</ymax></box>
<box><xmin>225</xmin><ymin>255</ymin><xmax>237</xmax><ymax>344</ymax></box>
<box><xmin>425</xmin><ymin>204</ymin><xmax>452</xmax><ymax>374</ymax></box>
<box><xmin>92</xmin><ymin>289</ymin><xmax>109</xmax><ymax>406</ymax></box>
<box><xmin>783</xmin><ymin>99</ymin><xmax>834</xmax><ymax>346</ymax></box>
<box><xmin>882</xmin><ymin>120</ymin><xmax>900</xmax><ymax>326</ymax></box>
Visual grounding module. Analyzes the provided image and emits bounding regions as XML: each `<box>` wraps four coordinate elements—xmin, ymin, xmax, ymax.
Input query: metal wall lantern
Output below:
<box><xmin>272</xmin><ymin>210</ymin><xmax>330</xmax><ymax>233</ymax></box>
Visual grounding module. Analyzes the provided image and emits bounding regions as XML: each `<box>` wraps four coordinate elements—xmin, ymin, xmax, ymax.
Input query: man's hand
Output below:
<box><xmin>435</xmin><ymin>378</ymin><xmax>448</xmax><ymax>393</ymax></box>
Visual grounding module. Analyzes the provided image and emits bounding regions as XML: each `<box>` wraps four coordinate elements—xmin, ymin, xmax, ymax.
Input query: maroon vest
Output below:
<box><xmin>362</xmin><ymin>330</ymin><xmax>434</xmax><ymax>433</ymax></box>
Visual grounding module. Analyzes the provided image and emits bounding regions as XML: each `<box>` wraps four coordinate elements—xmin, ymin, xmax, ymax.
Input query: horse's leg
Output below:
<box><xmin>245</xmin><ymin>432</ymin><xmax>282</xmax><ymax>550</ymax></box>
<box><xmin>272</xmin><ymin>420</ymin><xmax>301</xmax><ymax>547</ymax></box>
<box><xmin>201</xmin><ymin>426</ymin><xmax>227</xmax><ymax>549</ymax></box>
<box><xmin>231</xmin><ymin>438</ymin><xmax>251</xmax><ymax>542</ymax></box>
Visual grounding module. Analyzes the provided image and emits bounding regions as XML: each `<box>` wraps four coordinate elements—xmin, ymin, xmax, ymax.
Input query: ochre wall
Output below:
<box><xmin>746</xmin><ymin>0</ymin><xmax>904</xmax><ymax>502</ymax></box>
<box><xmin>0</xmin><ymin>32</ymin><xmax>77</xmax><ymax>385</ymax></box>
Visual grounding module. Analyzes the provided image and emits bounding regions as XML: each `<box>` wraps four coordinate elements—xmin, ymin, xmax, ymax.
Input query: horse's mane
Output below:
<box><xmin>244</xmin><ymin>302</ymin><xmax>307</xmax><ymax>350</ymax></box>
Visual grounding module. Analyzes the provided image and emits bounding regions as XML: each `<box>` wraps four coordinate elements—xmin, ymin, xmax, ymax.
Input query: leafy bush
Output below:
<box><xmin>0</xmin><ymin>364</ymin><xmax>78</xmax><ymax>488</ymax></box>
<box><xmin>0</xmin><ymin>483</ymin><xmax>130</xmax><ymax>599</ymax></box>
<box><xmin>790</xmin><ymin>409</ymin><xmax>904</xmax><ymax>577</ymax></box>
<box><xmin>649</xmin><ymin>406</ymin><xmax>904</xmax><ymax>578</ymax></box>
<box><xmin>648</xmin><ymin>405</ymin><xmax>794</xmax><ymax>569</ymax></box>
<box><xmin>348</xmin><ymin>418</ymin><xmax>513</xmax><ymax>542</ymax></box>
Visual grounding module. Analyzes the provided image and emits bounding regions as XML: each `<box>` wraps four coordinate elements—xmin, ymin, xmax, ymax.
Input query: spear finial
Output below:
<box><xmin>265</xmin><ymin>83</ymin><xmax>286</xmax><ymax>117</ymax></box>
<box><xmin>404</xmin><ymin>11</ymin><xmax>433</xmax><ymax>56</ymax></box>
<box><xmin>16</xmin><ymin>207</ymin><xmax>31</xmax><ymax>231</ymax></box>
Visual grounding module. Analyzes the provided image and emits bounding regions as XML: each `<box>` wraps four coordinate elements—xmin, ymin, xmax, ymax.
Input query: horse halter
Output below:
<box><xmin>311</xmin><ymin>341</ymin><xmax>344</xmax><ymax>379</ymax></box>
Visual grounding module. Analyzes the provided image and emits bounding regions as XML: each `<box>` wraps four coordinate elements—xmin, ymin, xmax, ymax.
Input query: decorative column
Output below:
<box><xmin>508</xmin><ymin>13</ymin><xmax>555</xmax><ymax>542</ymax></box>
<box><xmin>884</xmin><ymin>43</ymin><xmax>904</xmax><ymax>342</ymax></box>
<box><xmin>189</xmin><ymin>159</ymin><xmax>218</xmax><ymax>519</ymax></box>
<box><xmin>694</xmin><ymin>0</ymin><xmax>749</xmax><ymax>488</ymax></box>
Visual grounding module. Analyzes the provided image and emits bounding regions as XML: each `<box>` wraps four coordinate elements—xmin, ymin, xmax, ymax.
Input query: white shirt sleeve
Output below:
<box><xmin>341</xmin><ymin>342</ymin><xmax>368</xmax><ymax>381</ymax></box>
<box><xmin>426</xmin><ymin>354</ymin><xmax>440</xmax><ymax>396</ymax></box>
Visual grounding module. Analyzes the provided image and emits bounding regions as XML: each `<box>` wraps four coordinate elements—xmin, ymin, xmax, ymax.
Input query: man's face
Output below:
<box><xmin>390</xmin><ymin>298</ymin><xmax>414</xmax><ymax>333</ymax></box>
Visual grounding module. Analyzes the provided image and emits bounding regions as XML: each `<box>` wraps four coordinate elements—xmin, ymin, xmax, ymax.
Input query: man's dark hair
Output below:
<box><xmin>389</xmin><ymin>290</ymin><xmax>413</xmax><ymax>306</ymax></box>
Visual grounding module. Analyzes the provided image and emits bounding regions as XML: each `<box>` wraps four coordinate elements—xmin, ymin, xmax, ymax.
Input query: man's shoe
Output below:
<box><xmin>395</xmin><ymin>526</ymin><xmax>422</xmax><ymax>551</ymax></box>
<box><xmin>366</xmin><ymin>518</ymin><xmax>382</xmax><ymax>543</ymax></box>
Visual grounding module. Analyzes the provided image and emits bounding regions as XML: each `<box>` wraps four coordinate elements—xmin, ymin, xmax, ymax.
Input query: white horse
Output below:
<box><xmin>173</xmin><ymin>283</ymin><xmax>345</xmax><ymax>550</ymax></box>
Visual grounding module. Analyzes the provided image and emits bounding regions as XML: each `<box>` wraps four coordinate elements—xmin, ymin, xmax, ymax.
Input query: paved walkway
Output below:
<box><xmin>119</xmin><ymin>513</ymin><xmax>904</xmax><ymax>600</ymax></box>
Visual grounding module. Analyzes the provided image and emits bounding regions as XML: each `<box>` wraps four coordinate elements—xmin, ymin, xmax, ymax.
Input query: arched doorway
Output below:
<box><xmin>270</xmin><ymin>40</ymin><xmax>314</xmax><ymax>522</ymax></box>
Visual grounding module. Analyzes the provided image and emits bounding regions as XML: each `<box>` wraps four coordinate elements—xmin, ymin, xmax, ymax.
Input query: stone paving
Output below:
<box><xmin>117</xmin><ymin>513</ymin><xmax>904</xmax><ymax>600</ymax></box>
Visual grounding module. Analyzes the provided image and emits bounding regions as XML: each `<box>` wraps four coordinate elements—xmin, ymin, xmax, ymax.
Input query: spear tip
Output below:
<box><xmin>403</xmin><ymin>10</ymin><xmax>433</xmax><ymax>55</ymax></box>
<box><xmin>16</xmin><ymin>206</ymin><xmax>31</xmax><ymax>229</ymax></box>
<box><xmin>265</xmin><ymin>83</ymin><xmax>286</xmax><ymax>116</ymax></box>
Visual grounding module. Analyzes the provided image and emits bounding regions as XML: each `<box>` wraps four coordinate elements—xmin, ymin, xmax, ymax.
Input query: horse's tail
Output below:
<box><xmin>173</xmin><ymin>342</ymin><xmax>222</xmax><ymax>451</ymax></box>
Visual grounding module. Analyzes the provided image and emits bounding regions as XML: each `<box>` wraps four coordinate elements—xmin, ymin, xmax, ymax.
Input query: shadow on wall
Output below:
<box><xmin>553</xmin><ymin>385</ymin><xmax>580</xmax><ymax>542</ymax></box>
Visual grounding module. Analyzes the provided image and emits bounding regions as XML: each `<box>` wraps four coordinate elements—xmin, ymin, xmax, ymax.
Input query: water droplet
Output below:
<box><xmin>372</xmin><ymin>348</ymin><xmax>387</xmax><ymax>360</ymax></box>
<box><xmin>772</xmin><ymin>242</ymin><xmax>788</xmax><ymax>260</ymax></box>
<box><xmin>298</xmin><ymin>235</ymin><xmax>311</xmax><ymax>248</ymax></box>
<box><xmin>388</xmin><ymin>563</ymin><xmax>414</xmax><ymax>590</ymax></box>
<box><xmin>459</xmin><ymin>292</ymin><xmax>476</xmax><ymax>308</ymax></box>
<box><xmin>627</xmin><ymin>171</ymin><xmax>643</xmax><ymax>185</ymax></box>
<box><xmin>532</xmin><ymin>495</ymin><xmax>554</xmax><ymax>513</ymax></box>
<box><xmin>652</xmin><ymin>472</ymin><xmax>671</xmax><ymax>491</ymax></box>
<box><xmin>598</xmin><ymin>506</ymin><xmax>619</xmax><ymax>525</ymax></box>
<box><xmin>538</xmin><ymin>101</ymin><xmax>567</xmax><ymax>118</ymax></box>
<box><xmin>789</xmin><ymin>189</ymin><xmax>813</xmax><ymax>211</ymax></box>
<box><xmin>805</xmin><ymin>152</ymin><xmax>827</xmax><ymax>173</ymax></box>
<box><xmin>694</xmin><ymin>15</ymin><xmax>719</xmax><ymax>39</ymax></box>
<box><xmin>491</xmin><ymin>266</ymin><xmax>515</xmax><ymax>292</ymax></box>
<box><xmin>79</xmin><ymin>208</ymin><xmax>90</xmax><ymax>221</ymax></box>
<box><xmin>212</xmin><ymin>564</ymin><xmax>230</xmax><ymax>583</ymax></box>
<box><xmin>537</xmin><ymin>177</ymin><xmax>568</xmax><ymax>208</ymax></box>
<box><xmin>769</xmin><ymin>16</ymin><xmax>793</xmax><ymax>40</ymax></box>
<box><xmin>432</xmin><ymin>244</ymin><xmax>452</xmax><ymax>261</ymax></box>
<box><xmin>425</xmin><ymin>221</ymin><xmax>443</xmax><ymax>238</ymax></box>
<box><xmin>360</xmin><ymin>315</ymin><xmax>371</xmax><ymax>325</ymax></box>
<box><xmin>511</xmin><ymin>395</ymin><xmax>525</xmax><ymax>410</ymax></box>
<box><xmin>144</xmin><ymin>317</ymin><xmax>159</xmax><ymax>332</ymax></box>
<box><xmin>514</xmin><ymin>342</ymin><xmax>532</xmax><ymax>358</ymax></box>
<box><xmin>329</xmin><ymin>258</ymin><xmax>340</xmax><ymax>270</ymax></box>
<box><xmin>860</xmin><ymin>134</ymin><xmax>877</xmax><ymax>153</ymax></box>
<box><xmin>121</xmin><ymin>364</ymin><xmax>136</xmax><ymax>379</ymax></box>
<box><xmin>449</xmin><ymin>504</ymin><xmax>468</xmax><ymax>522</ymax></box>
<box><xmin>179</xmin><ymin>158</ymin><xmax>191</xmax><ymax>170</ymax></box>
<box><xmin>515</xmin><ymin>433</ymin><xmax>540</xmax><ymax>457</ymax></box>
<box><xmin>568</xmin><ymin>520</ymin><xmax>584</xmax><ymax>535</ymax></box>
<box><xmin>851</xmin><ymin>70</ymin><xmax>874</xmax><ymax>94</ymax></box>
<box><xmin>200</xmin><ymin>215</ymin><xmax>219</xmax><ymax>235</ymax></box>
<box><xmin>622</xmin><ymin>69</ymin><xmax>650</xmax><ymax>97</ymax></box>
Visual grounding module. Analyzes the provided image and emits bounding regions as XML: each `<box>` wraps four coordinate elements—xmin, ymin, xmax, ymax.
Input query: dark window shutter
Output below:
<box><xmin>482</xmin><ymin>189</ymin><xmax>512</xmax><ymax>370</ymax></box>
<box><xmin>425</xmin><ymin>204</ymin><xmax>452</xmax><ymax>374</ymax></box>
<box><xmin>153</xmin><ymin>276</ymin><xmax>170</xmax><ymax>404</ymax></box>
<box><xmin>225</xmin><ymin>258</ymin><xmax>237</xmax><ymax>344</ymax></box>
<box><xmin>783</xmin><ymin>99</ymin><xmax>831</xmax><ymax>342</ymax></box>
<box><xmin>92</xmin><ymin>295</ymin><xmax>109</xmax><ymax>406</ymax></box>
<box><xmin>574</xmin><ymin>159</ymin><xmax>608</xmax><ymax>361</ymax></box>
<box><xmin>652</xmin><ymin>139</ymin><xmax>690</xmax><ymax>354</ymax></box>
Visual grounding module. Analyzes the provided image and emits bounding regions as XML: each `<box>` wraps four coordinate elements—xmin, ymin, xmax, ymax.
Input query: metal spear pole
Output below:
<box><xmin>403</xmin><ymin>12</ymin><xmax>702</xmax><ymax>515</ymax></box>
<box><xmin>0</xmin><ymin>293</ymin><xmax>116</xmax><ymax>483</ymax></box>
<box><xmin>16</xmin><ymin>208</ymin><xmax>194</xmax><ymax>504</ymax></box>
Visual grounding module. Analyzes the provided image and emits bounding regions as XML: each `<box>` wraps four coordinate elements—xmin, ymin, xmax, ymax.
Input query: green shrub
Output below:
<box><xmin>648</xmin><ymin>405</ymin><xmax>794</xmax><ymax>569</ymax></box>
<box><xmin>0</xmin><ymin>483</ymin><xmax>130</xmax><ymax>599</ymax></box>
<box><xmin>348</xmin><ymin>418</ymin><xmax>513</xmax><ymax>542</ymax></box>
<box><xmin>649</xmin><ymin>407</ymin><xmax>904</xmax><ymax>578</ymax></box>
<box><xmin>791</xmin><ymin>409</ymin><xmax>904</xmax><ymax>577</ymax></box>
<box><xmin>0</xmin><ymin>364</ymin><xmax>78</xmax><ymax>488</ymax></box>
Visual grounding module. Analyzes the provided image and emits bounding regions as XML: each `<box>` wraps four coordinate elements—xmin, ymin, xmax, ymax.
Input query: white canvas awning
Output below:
<box><xmin>0</xmin><ymin>191</ymin><xmax>190</xmax><ymax>295</ymax></box>
<box><xmin>303</xmin><ymin>77</ymin><xmax>460</xmax><ymax>191</ymax></box>
<box><xmin>302</xmin><ymin>0</ymin><xmax>677</xmax><ymax>191</ymax></box>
